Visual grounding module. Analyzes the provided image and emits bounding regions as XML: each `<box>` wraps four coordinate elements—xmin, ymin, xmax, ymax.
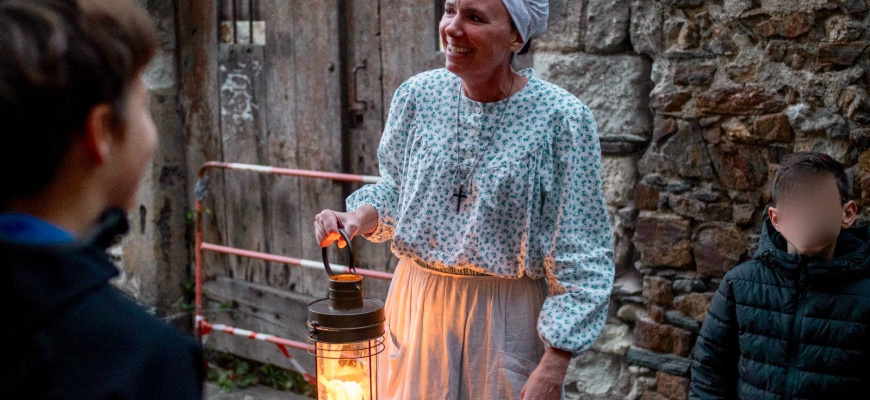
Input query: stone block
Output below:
<box><xmin>649</xmin><ymin>304</ymin><xmax>667</xmax><ymax>323</ymax></box>
<box><xmin>618</xmin><ymin>303</ymin><xmax>649</xmax><ymax>323</ymax></box>
<box><xmin>756</xmin><ymin>12</ymin><xmax>814</xmax><ymax>38</ymax></box>
<box><xmin>662</xmin><ymin>0</ymin><xmax>703</xmax><ymax>6</ymax></box>
<box><xmin>674</xmin><ymin>60</ymin><xmax>717</xmax><ymax>86</ymax></box>
<box><xmin>649</xmin><ymin>89</ymin><xmax>693</xmax><ymax>112</ymax></box>
<box><xmin>668</xmin><ymin>193</ymin><xmax>732</xmax><ymax>222</ymax></box>
<box><xmin>634</xmin><ymin>318</ymin><xmax>694</xmax><ymax>357</ymax></box>
<box><xmin>733</xmin><ymin>203</ymin><xmax>756</xmax><ymax>226</ymax></box>
<box><xmin>585</xmin><ymin>0</ymin><xmax>631</xmax><ymax>53</ymax></box>
<box><xmin>644</xmin><ymin>276</ymin><xmax>675</xmax><ymax>306</ymax></box>
<box><xmin>672</xmin><ymin>278</ymin><xmax>707</xmax><ymax>295</ymax></box>
<box><xmin>707</xmin><ymin>142</ymin><xmax>769</xmax><ymax>191</ymax></box>
<box><xmin>692</xmin><ymin>222</ymin><xmax>748</xmax><ymax>278</ymax></box>
<box><xmin>630</xmin><ymin>0</ymin><xmax>664</xmax><ymax>55</ymax></box>
<box><xmin>633</xmin><ymin>212</ymin><xmax>693</xmax><ymax>268</ymax></box>
<box><xmin>566</xmin><ymin>350</ymin><xmax>656</xmax><ymax>400</ymax></box>
<box><xmin>626</xmin><ymin>346</ymin><xmax>692</xmax><ymax>376</ymax></box>
<box><xmin>602</xmin><ymin>156</ymin><xmax>638</xmax><ymax>206</ymax></box>
<box><xmin>817</xmin><ymin>42</ymin><xmax>868</xmax><ymax>66</ymax></box>
<box><xmin>674</xmin><ymin>292</ymin><xmax>714</xmax><ymax>322</ymax></box>
<box><xmin>697</xmin><ymin>87</ymin><xmax>786</xmax><ymax>115</ymax></box>
<box><xmin>534</xmin><ymin>53</ymin><xmax>652</xmax><ymax>139</ymax></box>
<box><xmin>641</xmin><ymin>391</ymin><xmax>671</xmax><ymax>400</ymax></box>
<box><xmin>639</xmin><ymin>121</ymin><xmax>716</xmax><ymax>180</ymax></box>
<box><xmin>656</xmin><ymin>372</ymin><xmax>690</xmax><ymax>400</ymax></box>
<box><xmin>753</xmin><ymin>113</ymin><xmax>794</xmax><ymax>144</ymax></box>
<box><xmin>786</xmin><ymin>103</ymin><xmax>849</xmax><ymax>139</ymax></box>
<box><xmin>534</xmin><ymin>0</ymin><xmax>584</xmax><ymax>52</ymax></box>
<box><xmin>592</xmin><ymin>324</ymin><xmax>633</xmax><ymax>356</ymax></box>
<box><xmin>635</xmin><ymin>182</ymin><xmax>662</xmax><ymax>211</ymax></box>
<box><xmin>665</xmin><ymin>310</ymin><xmax>701</xmax><ymax>333</ymax></box>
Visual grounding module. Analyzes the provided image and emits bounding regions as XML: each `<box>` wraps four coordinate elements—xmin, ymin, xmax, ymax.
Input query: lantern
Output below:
<box><xmin>308</xmin><ymin>230</ymin><xmax>385</xmax><ymax>400</ymax></box>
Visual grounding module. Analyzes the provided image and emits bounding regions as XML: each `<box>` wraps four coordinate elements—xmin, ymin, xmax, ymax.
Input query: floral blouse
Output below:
<box><xmin>346</xmin><ymin>68</ymin><xmax>614</xmax><ymax>356</ymax></box>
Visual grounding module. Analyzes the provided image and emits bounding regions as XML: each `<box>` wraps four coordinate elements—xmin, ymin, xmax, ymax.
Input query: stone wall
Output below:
<box><xmin>115</xmin><ymin>0</ymin><xmax>191</xmax><ymax>315</ymax></box>
<box><xmin>532</xmin><ymin>1</ymin><xmax>870</xmax><ymax>399</ymax></box>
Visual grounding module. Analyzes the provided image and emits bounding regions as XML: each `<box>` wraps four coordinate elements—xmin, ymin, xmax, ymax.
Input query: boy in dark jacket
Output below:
<box><xmin>0</xmin><ymin>0</ymin><xmax>203</xmax><ymax>398</ymax></box>
<box><xmin>690</xmin><ymin>151</ymin><xmax>870</xmax><ymax>400</ymax></box>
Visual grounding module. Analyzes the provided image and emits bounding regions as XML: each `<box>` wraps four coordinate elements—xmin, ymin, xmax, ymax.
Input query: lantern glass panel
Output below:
<box><xmin>316</xmin><ymin>339</ymin><xmax>379</xmax><ymax>400</ymax></box>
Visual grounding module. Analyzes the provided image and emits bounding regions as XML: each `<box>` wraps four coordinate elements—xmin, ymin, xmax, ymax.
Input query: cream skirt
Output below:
<box><xmin>378</xmin><ymin>258</ymin><xmax>551</xmax><ymax>400</ymax></box>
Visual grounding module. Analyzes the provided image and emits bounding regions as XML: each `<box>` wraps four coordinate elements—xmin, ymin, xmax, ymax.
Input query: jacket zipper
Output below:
<box><xmin>785</xmin><ymin>261</ymin><xmax>808</xmax><ymax>398</ymax></box>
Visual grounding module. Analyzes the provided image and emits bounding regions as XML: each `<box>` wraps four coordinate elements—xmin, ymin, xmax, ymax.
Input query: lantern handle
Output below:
<box><xmin>321</xmin><ymin>228</ymin><xmax>354</xmax><ymax>277</ymax></box>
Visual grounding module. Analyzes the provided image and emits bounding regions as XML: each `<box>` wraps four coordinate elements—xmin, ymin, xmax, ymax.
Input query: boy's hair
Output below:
<box><xmin>0</xmin><ymin>0</ymin><xmax>157</xmax><ymax>207</ymax></box>
<box><xmin>771</xmin><ymin>151</ymin><xmax>852</xmax><ymax>205</ymax></box>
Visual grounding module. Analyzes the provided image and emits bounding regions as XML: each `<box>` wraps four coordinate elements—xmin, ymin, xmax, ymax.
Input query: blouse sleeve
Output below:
<box><xmin>345</xmin><ymin>80</ymin><xmax>416</xmax><ymax>243</ymax></box>
<box><xmin>536</xmin><ymin>103</ymin><xmax>615</xmax><ymax>357</ymax></box>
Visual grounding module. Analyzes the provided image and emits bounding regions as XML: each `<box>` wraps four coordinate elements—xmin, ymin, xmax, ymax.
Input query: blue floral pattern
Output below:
<box><xmin>347</xmin><ymin>68</ymin><xmax>614</xmax><ymax>356</ymax></box>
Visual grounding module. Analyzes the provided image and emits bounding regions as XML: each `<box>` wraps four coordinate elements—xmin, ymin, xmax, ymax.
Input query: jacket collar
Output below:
<box><xmin>753</xmin><ymin>218</ymin><xmax>870</xmax><ymax>278</ymax></box>
<box><xmin>0</xmin><ymin>208</ymin><xmax>130</xmax><ymax>338</ymax></box>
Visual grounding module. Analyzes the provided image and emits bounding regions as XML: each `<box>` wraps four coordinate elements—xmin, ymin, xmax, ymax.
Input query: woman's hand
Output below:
<box><xmin>314</xmin><ymin>205</ymin><xmax>378</xmax><ymax>248</ymax></box>
<box><xmin>521</xmin><ymin>348</ymin><xmax>571</xmax><ymax>400</ymax></box>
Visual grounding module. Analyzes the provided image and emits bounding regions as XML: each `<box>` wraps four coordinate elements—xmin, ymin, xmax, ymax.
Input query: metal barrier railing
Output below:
<box><xmin>193</xmin><ymin>161</ymin><xmax>390</xmax><ymax>384</ymax></box>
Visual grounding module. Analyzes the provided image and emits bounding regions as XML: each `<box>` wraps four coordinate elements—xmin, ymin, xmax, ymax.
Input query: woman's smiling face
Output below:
<box><xmin>439</xmin><ymin>0</ymin><xmax>522</xmax><ymax>79</ymax></box>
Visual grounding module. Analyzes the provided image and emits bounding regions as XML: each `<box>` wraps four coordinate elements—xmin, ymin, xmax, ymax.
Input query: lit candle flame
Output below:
<box><xmin>316</xmin><ymin>342</ymin><xmax>377</xmax><ymax>400</ymax></box>
<box><xmin>319</xmin><ymin>375</ymin><xmax>365</xmax><ymax>400</ymax></box>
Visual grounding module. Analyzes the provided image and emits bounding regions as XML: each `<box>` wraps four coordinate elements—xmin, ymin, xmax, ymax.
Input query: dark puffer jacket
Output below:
<box><xmin>690</xmin><ymin>219</ymin><xmax>870</xmax><ymax>400</ymax></box>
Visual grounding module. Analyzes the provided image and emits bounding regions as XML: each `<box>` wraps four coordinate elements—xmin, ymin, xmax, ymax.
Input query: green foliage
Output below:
<box><xmin>205</xmin><ymin>350</ymin><xmax>316</xmax><ymax>397</ymax></box>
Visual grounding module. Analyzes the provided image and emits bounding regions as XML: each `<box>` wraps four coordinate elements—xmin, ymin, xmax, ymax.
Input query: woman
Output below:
<box><xmin>314</xmin><ymin>0</ymin><xmax>614</xmax><ymax>398</ymax></box>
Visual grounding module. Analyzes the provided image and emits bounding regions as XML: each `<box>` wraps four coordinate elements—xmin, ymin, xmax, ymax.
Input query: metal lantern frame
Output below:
<box><xmin>193</xmin><ymin>161</ymin><xmax>392</xmax><ymax>386</ymax></box>
<box><xmin>307</xmin><ymin>229</ymin><xmax>386</xmax><ymax>400</ymax></box>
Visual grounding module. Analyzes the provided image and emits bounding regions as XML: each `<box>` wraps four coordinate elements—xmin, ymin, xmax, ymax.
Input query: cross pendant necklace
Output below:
<box><xmin>451</xmin><ymin>72</ymin><xmax>516</xmax><ymax>212</ymax></box>
<box><xmin>452</xmin><ymin>184</ymin><xmax>468</xmax><ymax>212</ymax></box>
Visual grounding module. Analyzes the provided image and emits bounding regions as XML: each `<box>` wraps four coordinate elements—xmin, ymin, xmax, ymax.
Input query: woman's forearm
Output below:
<box><xmin>542</xmin><ymin>347</ymin><xmax>572</xmax><ymax>369</ymax></box>
<box><xmin>352</xmin><ymin>205</ymin><xmax>379</xmax><ymax>236</ymax></box>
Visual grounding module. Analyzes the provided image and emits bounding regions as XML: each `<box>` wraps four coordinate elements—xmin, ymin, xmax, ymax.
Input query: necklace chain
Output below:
<box><xmin>452</xmin><ymin>72</ymin><xmax>517</xmax><ymax>211</ymax></box>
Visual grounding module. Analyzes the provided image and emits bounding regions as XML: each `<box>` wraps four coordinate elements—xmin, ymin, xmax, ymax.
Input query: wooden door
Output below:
<box><xmin>343</xmin><ymin>0</ymin><xmax>445</xmax><ymax>300</ymax></box>
<box><xmin>179</xmin><ymin>0</ymin><xmax>447</xmax><ymax>372</ymax></box>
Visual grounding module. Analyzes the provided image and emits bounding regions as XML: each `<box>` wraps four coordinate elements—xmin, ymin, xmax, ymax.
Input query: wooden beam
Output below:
<box><xmin>341</xmin><ymin>0</ymin><xmax>397</xmax><ymax>300</ymax></box>
<box><xmin>380</xmin><ymin>0</ymin><xmax>444</xmax><ymax>115</ymax></box>
<box><xmin>176</xmin><ymin>0</ymin><xmax>229</xmax><ymax>281</ymax></box>
<box><xmin>218</xmin><ymin>44</ymin><xmax>273</xmax><ymax>285</ymax></box>
<box><xmin>203</xmin><ymin>277</ymin><xmax>316</xmax><ymax>374</ymax></box>
<box><xmin>287</xmin><ymin>0</ymin><xmax>347</xmax><ymax>298</ymax></box>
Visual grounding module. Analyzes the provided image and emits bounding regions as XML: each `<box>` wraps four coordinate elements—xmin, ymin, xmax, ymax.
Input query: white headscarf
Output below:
<box><xmin>500</xmin><ymin>0</ymin><xmax>548</xmax><ymax>50</ymax></box>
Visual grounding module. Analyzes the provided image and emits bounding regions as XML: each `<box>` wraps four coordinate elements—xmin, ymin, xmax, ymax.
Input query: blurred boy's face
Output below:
<box><xmin>769</xmin><ymin>174</ymin><xmax>857</xmax><ymax>257</ymax></box>
<box><xmin>105</xmin><ymin>74</ymin><xmax>157</xmax><ymax>210</ymax></box>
